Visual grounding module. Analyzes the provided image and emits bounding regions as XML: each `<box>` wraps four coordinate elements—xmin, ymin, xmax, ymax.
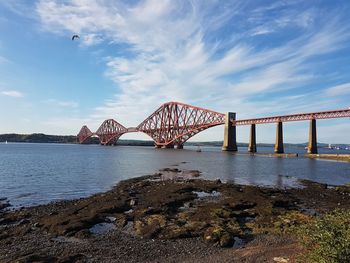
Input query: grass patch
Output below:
<box><xmin>296</xmin><ymin>209</ymin><xmax>350</xmax><ymax>263</ymax></box>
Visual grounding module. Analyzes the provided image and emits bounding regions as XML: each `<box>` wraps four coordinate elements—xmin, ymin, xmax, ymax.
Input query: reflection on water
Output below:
<box><xmin>0</xmin><ymin>143</ymin><xmax>349</xmax><ymax>208</ymax></box>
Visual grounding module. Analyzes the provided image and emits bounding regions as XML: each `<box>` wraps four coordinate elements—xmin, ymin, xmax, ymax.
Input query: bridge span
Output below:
<box><xmin>77</xmin><ymin>102</ymin><xmax>350</xmax><ymax>154</ymax></box>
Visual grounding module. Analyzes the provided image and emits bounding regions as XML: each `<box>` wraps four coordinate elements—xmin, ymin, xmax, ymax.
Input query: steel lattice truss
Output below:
<box><xmin>137</xmin><ymin>102</ymin><xmax>225</xmax><ymax>147</ymax></box>
<box><xmin>77</xmin><ymin>125</ymin><xmax>94</xmax><ymax>144</ymax></box>
<box><xmin>95</xmin><ymin>119</ymin><xmax>128</xmax><ymax>145</ymax></box>
<box><xmin>77</xmin><ymin>102</ymin><xmax>349</xmax><ymax>146</ymax></box>
<box><xmin>235</xmin><ymin>108</ymin><xmax>350</xmax><ymax>126</ymax></box>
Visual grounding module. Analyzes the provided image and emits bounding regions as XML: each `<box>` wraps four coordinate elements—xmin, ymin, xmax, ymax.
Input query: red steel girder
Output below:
<box><xmin>235</xmin><ymin>108</ymin><xmax>350</xmax><ymax>126</ymax></box>
<box><xmin>78</xmin><ymin>103</ymin><xmax>350</xmax><ymax>147</ymax></box>
<box><xmin>137</xmin><ymin>101</ymin><xmax>225</xmax><ymax>147</ymax></box>
<box><xmin>77</xmin><ymin>125</ymin><xmax>94</xmax><ymax>144</ymax></box>
<box><xmin>95</xmin><ymin>119</ymin><xmax>128</xmax><ymax>145</ymax></box>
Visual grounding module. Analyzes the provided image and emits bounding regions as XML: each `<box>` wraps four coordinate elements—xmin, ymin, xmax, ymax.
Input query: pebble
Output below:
<box><xmin>106</xmin><ymin>216</ymin><xmax>117</xmax><ymax>223</ymax></box>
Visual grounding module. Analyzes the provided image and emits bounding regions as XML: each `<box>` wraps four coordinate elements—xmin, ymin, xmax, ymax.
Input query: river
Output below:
<box><xmin>0</xmin><ymin>143</ymin><xmax>349</xmax><ymax>208</ymax></box>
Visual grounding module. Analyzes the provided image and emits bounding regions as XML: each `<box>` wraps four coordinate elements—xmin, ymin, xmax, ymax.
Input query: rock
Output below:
<box><xmin>273</xmin><ymin>256</ymin><xmax>290</xmax><ymax>262</ymax></box>
<box><xmin>134</xmin><ymin>214</ymin><xmax>167</xmax><ymax>238</ymax></box>
<box><xmin>214</xmin><ymin>179</ymin><xmax>221</xmax><ymax>184</ymax></box>
<box><xmin>273</xmin><ymin>200</ymin><xmax>295</xmax><ymax>209</ymax></box>
<box><xmin>189</xmin><ymin>170</ymin><xmax>201</xmax><ymax>177</ymax></box>
<box><xmin>164</xmin><ymin>225</ymin><xmax>191</xmax><ymax>239</ymax></box>
<box><xmin>17</xmin><ymin>254</ymin><xmax>58</xmax><ymax>263</ymax></box>
<box><xmin>147</xmin><ymin>214</ymin><xmax>166</xmax><ymax>228</ymax></box>
<box><xmin>204</xmin><ymin>224</ymin><xmax>237</xmax><ymax>247</ymax></box>
<box><xmin>33</xmin><ymin>222</ymin><xmax>42</xmax><ymax>228</ymax></box>
<box><xmin>204</xmin><ymin>228</ymin><xmax>218</xmax><ymax>243</ymax></box>
<box><xmin>204</xmin><ymin>226</ymin><xmax>223</xmax><ymax>243</ymax></box>
<box><xmin>0</xmin><ymin>199</ymin><xmax>10</xmax><ymax>211</ymax></box>
<box><xmin>161</xmin><ymin>168</ymin><xmax>180</xmax><ymax>173</ymax></box>
<box><xmin>105</xmin><ymin>216</ymin><xmax>116</xmax><ymax>223</ymax></box>
<box><xmin>18</xmin><ymin>219</ymin><xmax>30</xmax><ymax>225</ymax></box>
<box><xmin>185</xmin><ymin>221</ymin><xmax>208</xmax><ymax>231</ymax></box>
<box><xmin>166</xmin><ymin>220</ymin><xmax>208</xmax><ymax>238</ymax></box>
<box><xmin>115</xmin><ymin>215</ymin><xmax>127</xmax><ymax>228</ymax></box>
<box><xmin>177</xmin><ymin>212</ymin><xmax>190</xmax><ymax>222</ymax></box>
<box><xmin>0</xmin><ymin>232</ymin><xmax>10</xmax><ymax>240</ymax></box>
<box><xmin>60</xmin><ymin>254</ymin><xmax>88</xmax><ymax>262</ymax></box>
<box><xmin>74</xmin><ymin>229</ymin><xmax>91</xmax><ymax>239</ymax></box>
<box><xmin>274</xmin><ymin>211</ymin><xmax>312</xmax><ymax>231</ymax></box>
<box><xmin>335</xmin><ymin>183</ymin><xmax>350</xmax><ymax>194</ymax></box>
<box><xmin>134</xmin><ymin>220</ymin><xmax>145</xmax><ymax>236</ymax></box>
<box><xmin>211</xmin><ymin>208</ymin><xmax>232</xmax><ymax>219</ymax></box>
<box><xmin>130</xmin><ymin>199</ymin><xmax>137</xmax><ymax>206</ymax></box>
<box><xmin>232</xmin><ymin>201</ymin><xmax>256</xmax><ymax>210</ymax></box>
<box><xmin>226</xmin><ymin>220</ymin><xmax>242</xmax><ymax>235</ymax></box>
<box><xmin>219</xmin><ymin>232</ymin><xmax>234</xmax><ymax>247</ymax></box>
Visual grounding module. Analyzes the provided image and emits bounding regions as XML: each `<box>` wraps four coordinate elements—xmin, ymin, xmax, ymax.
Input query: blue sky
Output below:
<box><xmin>0</xmin><ymin>0</ymin><xmax>349</xmax><ymax>143</ymax></box>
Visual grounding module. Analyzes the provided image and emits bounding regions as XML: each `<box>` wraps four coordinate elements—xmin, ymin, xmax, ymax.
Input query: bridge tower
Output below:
<box><xmin>307</xmin><ymin>118</ymin><xmax>318</xmax><ymax>154</ymax></box>
<box><xmin>248</xmin><ymin>124</ymin><xmax>257</xmax><ymax>153</ymax></box>
<box><xmin>274</xmin><ymin>121</ymin><xmax>284</xmax><ymax>153</ymax></box>
<box><xmin>222</xmin><ymin>112</ymin><xmax>237</xmax><ymax>151</ymax></box>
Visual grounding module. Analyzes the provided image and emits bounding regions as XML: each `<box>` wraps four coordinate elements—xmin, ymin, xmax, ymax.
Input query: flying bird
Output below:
<box><xmin>72</xmin><ymin>35</ymin><xmax>80</xmax><ymax>41</ymax></box>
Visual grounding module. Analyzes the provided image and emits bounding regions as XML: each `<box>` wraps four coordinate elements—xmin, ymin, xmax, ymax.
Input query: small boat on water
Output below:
<box><xmin>196</xmin><ymin>146</ymin><xmax>202</xmax><ymax>152</ymax></box>
<box><xmin>5</xmin><ymin>140</ymin><xmax>7</xmax><ymax>144</ymax></box>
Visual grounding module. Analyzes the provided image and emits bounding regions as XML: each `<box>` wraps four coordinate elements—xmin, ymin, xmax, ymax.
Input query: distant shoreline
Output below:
<box><xmin>1</xmin><ymin>133</ymin><xmax>349</xmax><ymax>148</ymax></box>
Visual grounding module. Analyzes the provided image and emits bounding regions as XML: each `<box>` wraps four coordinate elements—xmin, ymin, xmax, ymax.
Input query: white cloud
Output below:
<box><xmin>1</xmin><ymin>90</ymin><xmax>24</xmax><ymax>98</ymax></box>
<box><xmin>0</xmin><ymin>1</ymin><xmax>37</xmax><ymax>19</ymax></box>
<box><xmin>33</xmin><ymin>1</ymin><xmax>350</xmax><ymax>142</ymax></box>
<box><xmin>325</xmin><ymin>83</ymin><xmax>350</xmax><ymax>97</ymax></box>
<box><xmin>81</xmin><ymin>33</ymin><xmax>104</xmax><ymax>46</ymax></box>
<box><xmin>42</xmin><ymin>117</ymin><xmax>91</xmax><ymax>134</ymax></box>
<box><xmin>251</xmin><ymin>27</ymin><xmax>274</xmax><ymax>36</ymax></box>
<box><xmin>45</xmin><ymin>99</ymin><xmax>78</xmax><ymax>108</ymax></box>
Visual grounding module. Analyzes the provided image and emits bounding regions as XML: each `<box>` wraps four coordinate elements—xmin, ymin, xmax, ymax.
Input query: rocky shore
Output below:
<box><xmin>1</xmin><ymin>168</ymin><xmax>349</xmax><ymax>263</ymax></box>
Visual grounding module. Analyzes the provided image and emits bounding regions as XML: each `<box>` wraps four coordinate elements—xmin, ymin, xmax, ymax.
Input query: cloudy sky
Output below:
<box><xmin>0</xmin><ymin>0</ymin><xmax>349</xmax><ymax>143</ymax></box>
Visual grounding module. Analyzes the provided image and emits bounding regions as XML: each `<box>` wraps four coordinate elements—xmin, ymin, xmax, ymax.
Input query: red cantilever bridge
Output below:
<box><xmin>78</xmin><ymin>102</ymin><xmax>225</xmax><ymax>148</ymax></box>
<box><xmin>77</xmin><ymin>101</ymin><xmax>350</xmax><ymax>154</ymax></box>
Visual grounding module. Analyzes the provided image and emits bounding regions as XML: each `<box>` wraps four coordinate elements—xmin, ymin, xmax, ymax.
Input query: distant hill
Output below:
<box><xmin>0</xmin><ymin>133</ymin><xmax>77</xmax><ymax>144</ymax></box>
<box><xmin>0</xmin><ymin>133</ymin><xmax>348</xmax><ymax>148</ymax></box>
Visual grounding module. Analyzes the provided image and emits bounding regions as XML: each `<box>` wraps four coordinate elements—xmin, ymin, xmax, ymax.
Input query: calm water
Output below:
<box><xmin>0</xmin><ymin>143</ymin><xmax>349</xmax><ymax>208</ymax></box>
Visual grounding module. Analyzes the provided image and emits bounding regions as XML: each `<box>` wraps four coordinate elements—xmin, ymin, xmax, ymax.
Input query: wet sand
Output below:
<box><xmin>0</xmin><ymin>168</ymin><xmax>349</xmax><ymax>263</ymax></box>
<box><xmin>306</xmin><ymin>153</ymin><xmax>350</xmax><ymax>162</ymax></box>
<box><xmin>251</xmin><ymin>153</ymin><xmax>350</xmax><ymax>162</ymax></box>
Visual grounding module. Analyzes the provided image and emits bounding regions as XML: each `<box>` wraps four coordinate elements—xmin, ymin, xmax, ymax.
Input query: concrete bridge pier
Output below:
<box><xmin>274</xmin><ymin>121</ymin><xmax>284</xmax><ymax>153</ymax></box>
<box><xmin>307</xmin><ymin>119</ymin><xmax>318</xmax><ymax>154</ymax></box>
<box><xmin>222</xmin><ymin>112</ymin><xmax>238</xmax><ymax>151</ymax></box>
<box><xmin>176</xmin><ymin>144</ymin><xmax>184</xmax><ymax>149</ymax></box>
<box><xmin>248</xmin><ymin>124</ymin><xmax>257</xmax><ymax>153</ymax></box>
<box><xmin>155</xmin><ymin>145</ymin><xmax>162</xmax><ymax>148</ymax></box>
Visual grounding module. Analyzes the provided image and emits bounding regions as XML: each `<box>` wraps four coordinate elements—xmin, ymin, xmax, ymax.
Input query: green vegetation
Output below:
<box><xmin>0</xmin><ymin>133</ymin><xmax>77</xmax><ymax>144</ymax></box>
<box><xmin>297</xmin><ymin>209</ymin><xmax>350</xmax><ymax>263</ymax></box>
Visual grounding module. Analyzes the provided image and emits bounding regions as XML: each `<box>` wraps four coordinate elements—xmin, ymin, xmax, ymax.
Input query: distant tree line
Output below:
<box><xmin>0</xmin><ymin>133</ymin><xmax>153</xmax><ymax>146</ymax></box>
<box><xmin>0</xmin><ymin>133</ymin><xmax>344</xmax><ymax>148</ymax></box>
<box><xmin>0</xmin><ymin>133</ymin><xmax>77</xmax><ymax>144</ymax></box>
